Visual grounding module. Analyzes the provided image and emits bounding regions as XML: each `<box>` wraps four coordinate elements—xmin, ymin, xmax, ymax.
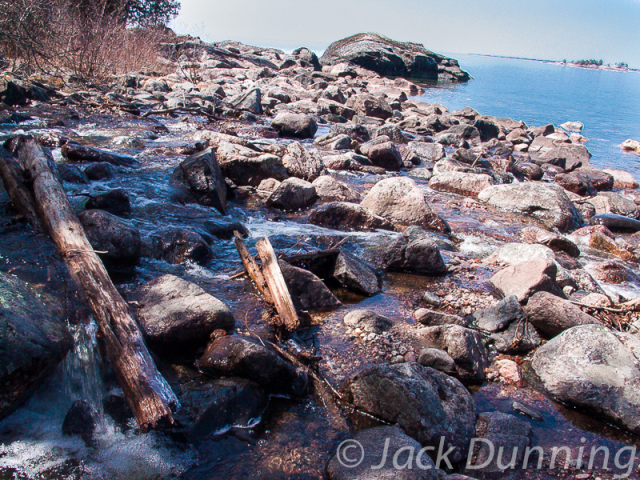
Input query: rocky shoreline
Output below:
<box><xmin>1</xmin><ymin>32</ymin><xmax>640</xmax><ymax>479</ymax></box>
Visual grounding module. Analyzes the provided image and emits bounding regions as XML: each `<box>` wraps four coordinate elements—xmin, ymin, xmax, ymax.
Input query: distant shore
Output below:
<box><xmin>469</xmin><ymin>53</ymin><xmax>639</xmax><ymax>73</ymax></box>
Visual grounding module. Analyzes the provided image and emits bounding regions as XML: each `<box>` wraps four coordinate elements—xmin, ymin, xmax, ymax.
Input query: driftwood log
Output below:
<box><xmin>2</xmin><ymin>137</ymin><xmax>177</xmax><ymax>430</ymax></box>
<box><xmin>0</xmin><ymin>148</ymin><xmax>40</xmax><ymax>228</ymax></box>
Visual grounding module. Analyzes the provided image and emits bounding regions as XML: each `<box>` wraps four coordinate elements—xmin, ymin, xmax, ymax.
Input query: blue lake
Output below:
<box><xmin>415</xmin><ymin>54</ymin><xmax>640</xmax><ymax>177</ymax></box>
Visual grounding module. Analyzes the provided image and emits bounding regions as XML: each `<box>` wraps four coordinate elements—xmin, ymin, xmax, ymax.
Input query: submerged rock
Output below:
<box><xmin>79</xmin><ymin>209</ymin><xmax>142</xmax><ymax>267</ymax></box>
<box><xmin>151</xmin><ymin>228</ymin><xmax>213</xmax><ymax>265</ymax></box>
<box><xmin>307</xmin><ymin>202</ymin><xmax>396</xmax><ymax>231</ymax></box>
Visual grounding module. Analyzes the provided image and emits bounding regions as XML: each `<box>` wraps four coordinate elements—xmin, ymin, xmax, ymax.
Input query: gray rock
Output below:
<box><xmin>491</xmin><ymin>319</ymin><xmax>542</xmax><ymax>354</ymax></box>
<box><xmin>58</xmin><ymin>163</ymin><xmax>88</xmax><ymax>184</ymax></box>
<box><xmin>532</xmin><ymin>325</ymin><xmax>640</xmax><ymax>435</ymax></box>
<box><xmin>590</xmin><ymin>213</ymin><xmax>640</xmax><ymax>232</ymax></box>
<box><xmin>346</xmin><ymin>93</ymin><xmax>393</xmax><ymax>120</ymax></box>
<box><xmin>471</xmin><ymin>296</ymin><xmax>525</xmax><ymax>333</ymax></box>
<box><xmin>230</xmin><ymin>87</ymin><xmax>262</xmax><ymax>114</ymax></box>
<box><xmin>266</xmin><ymin>177</ymin><xmax>317</xmax><ymax>211</ymax></box>
<box><xmin>311</xmin><ymin>175</ymin><xmax>361</xmax><ymax>203</ymax></box>
<box><xmin>197</xmin><ymin>335</ymin><xmax>308</xmax><ymax>396</ymax></box>
<box><xmin>415</xmin><ymin>325</ymin><xmax>488</xmax><ymax>383</ymax></box>
<box><xmin>414</xmin><ymin>308</ymin><xmax>468</xmax><ymax>327</ymax></box>
<box><xmin>282</xmin><ymin>142</ymin><xmax>324</xmax><ymax>181</ymax></box>
<box><xmin>359</xmin><ymin>141</ymin><xmax>403</xmax><ymax>170</ymax></box>
<box><xmin>384</xmin><ymin>234</ymin><xmax>447</xmax><ymax>275</ymax></box>
<box><xmin>525</xmin><ymin>291</ymin><xmax>601</xmax><ymax>338</ymax></box>
<box><xmin>429</xmin><ymin>171</ymin><xmax>495</xmax><ymax>197</ymax></box>
<box><xmin>308</xmin><ymin>202</ymin><xmax>396</xmax><ymax>232</ymax></box>
<box><xmin>332</xmin><ymin>251</ymin><xmax>381</xmax><ymax>296</ymax></box>
<box><xmin>478</xmin><ymin>183</ymin><xmax>583</xmax><ymax>232</ymax></box>
<box><xmin>589</xmin><ymin>192</ymin><xmax>639</xmax><ymax>219</ymax></box>
<box><xmin>85</xmin><ymin>189</ymin><xmax>131</xmax><ymax>217</ymax></box>
<box><xmin>520</xmin><ymin>226</ymin><xmax>580</xmax><ymax>258</ymax></box>
<box><xmin>423</xmin><ymin>292</ymin><xmax>442</xmax><ymax>307</ymax></box>
<box><xmin>62</xmin><ymin>400</ymin><xmax>98</xmax><ymax>442</ymax></box>
<box><xmin>84</xmin><ymin>162</ymin><xmax>115</xmax><ymax>181</ymax></box>
<box><xmin>313</xmin><ymin>132</ymin><xmax>353</xmax><ymax>151</ymax></box>
<box><xmin>79</xmin><ymin>209</ymin><xmax>141</xmax><ymax>267</ymax></box>
<box><xmin>343</xmin><ymin>310</ymin><xmax>393</xmax><ymax>334</ymax></box>
<box><xmin>533</xmin><ymin>144</ymin><xmax>592</xmax><ymax>171</ymax></box>
<box><xmin>417</xmin><ymin>348</ymin><xmax>457</xmax><ymax>375</ymax></box>
<box><xmin>151</xmin><ymin>228</ymin><xmax>213</xmax><ymax>265</ymax></box>
<box><xmin>271</xmin><ymin>112</ymin><xmax>318</xmax><ymax>139</ymax></box>
<box><xmin>217</xmin><ymin>142</ymin><xmax>288</xmax><ymax>187</ymax></box>
<box><xmin>129</xmin><ymin>275</ymin><xmax>235</xmax><ymax>355</ymax></box>
<box><xmin>326</xmin><ymin>426</ymin><xmax>438</xmax><ymax>480</ymax></box>
<box><xmin>279</xmin><ymin>261</ymin><xmax>341</xmax><ymax>311</ymax></box>
<box><xmin>339</xmin><ymin>363</ymin><xmax>476</xmax><ymax>462</ymax></box>
<box><xmin>170</xmin><ymin>148</ymin><xmax>227</xmax><ymax>214</ymax></box>
<box><xmin>408</xmin><ymin>141</ymin><xmax>445</xmax><ymax>162</ymax></box>
<box><xmin>0</xmin><ymin>273</ymin><xmax>72</xmax><ymax>420</ymax></box>
<box><xmin>490</xmin><ymin>258</ymin><xmax>563</xmax><ymax>303</ymax></box>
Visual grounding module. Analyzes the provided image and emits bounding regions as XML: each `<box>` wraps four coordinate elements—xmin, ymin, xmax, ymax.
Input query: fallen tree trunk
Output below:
<box><xmin>61</xmin><ymin>143</ymin><xmax>139</xmax><ymax>168</ymax></box>
<box><xmin>4</xmin><ymin>136</ymin><xmax>177</xmax><ymax>431</ymax></box>
<box><xmin>0</xmin><ymin>148</ymin><xmax>40</xmax><ymax>229</ymax></box>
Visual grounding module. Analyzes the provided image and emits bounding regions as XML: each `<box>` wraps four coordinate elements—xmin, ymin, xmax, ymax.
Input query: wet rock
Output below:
<box><xmin>279</xmin><ymin>260</ymin><xmax>341</xmax><ymax>311</ymax></box>
<box><xmin>362</xmin><ymin>177</ymin><xmax>449</xmax><ymax>232</ymax></box>
<box><xmin>311</xmin><ymin>175</ymin><xmax>360</xmax><ymax>203</ymax></box>
<box><xmin>62</xmin><ymin>400</ymin><xmax>98</xmax><ymax>441</ymax></box>
<box><xmin>343</xmin><ymin>310</ymin><xmax>393</xmax><ymax>334</ymax></box>
<box><xmin>533</xmin><ymin>144</ymin><xmax>592</xmax><ymax>171</ymax></box>
<box><xmin>202</xmin><ymin>218</ymin><xmax>249</xmax><ymax>239</ymax></box>
<box><xmin>0</xmin><ymin>79</ymin><xmax>29</xmax><ymax>106</ymax></box>
<box><xmin>586</xmin><ymin>231</ymin><xmax>637</xmax><ymax>261</ymax></box>
<box><xmin>103</xmin><ymin>395</ymin><xmax>133</xmax><ymax>430</ymax></box>
<box><xmin>58</xmin><ymin>163</ymin><xmax>89</xmax><ymax>184</ymax></box>
<box><xmin>478</xmin><ymin>183</ymin><xmax>583</xmax><ymax>232</ymax></box>
<box><xmin>271</xmin><ymin>112</ymin><xmax>318</xmax><ymax>139</ymax></box>
<box><xmin>383</xmin><ymin>234</ymin><xmax>447</xmax><ymax>275</ymax></box>
<box><xmin>85</xmin><ymin>188</ymin><xmax>131</xmax><ymax>217</ymax></box>
<box><xmin>130</xmin><ymin>275</ymin><xmax>234</xmax><ymax>355</ymax></box>
<box><xmin>575</xmin><ymin>168</ymin><xmax>614</xmax><ymax>191</ymax></box>
<box><xmin>417</xmin><ymin>348</ymin><xmax>457</xmax><ymax>376</ymax></box>
<box><xmin>532</xmin><ymin>325</ymin><xmax>640</xmax><ymax>435</ymax></box>
<box><xmin>589</xmin><ymin>192</ymin><xmax>639</xmax><ymax>218</ymax></box>
<box><xmin>170</xmin><ymin>148</ymin><xmax>227</xmax><ymax>214</ymax></box>
<box><xmin>490</xmin><ymin>258</ymin><xmax>563</xmax><ymax>303</ymax></box>
<box><xmin>84</xmin><ymin>162</ymin><xmax>115</xmax><ymax>181</ymax></box>
<box><xmin>339</xmin><ymin>363</ymin><xmax>476</xmax><ymax>462</ymax></box>
<box><xmin>359</xmin><ymin>141</ymin><xmax>403</xmax><ymax>170</ymax></box>
<box><xmin>326</xmin><ymin>426</ymin><xmax>438</xmax><ymax>480</ymax></box>
<box><xmin>216</xmin><ymin>142</ymin><xmax>288</xmax><ymax>186</ymax></box>
<box><xmin>266</xmin><ymin>177</ymin><xmax>317</xmax><ymax>211</ymax></box>
<box><xmin>0</xmin><ymin>273</ymin><xmax>72</xmax><ymax>420</ymax></box>
<box><xmin>151</xmin><ymin>228</ymin><xmax>213</xmax><ymax>265</ymax></box>
<box><xmin>79</xmin><ymin>209</ymin><xmax>141</xmax><ymax>267</ymax></box>
<box><xmin>332</xmin><ymin>251</ymin><xmax>381</xmax><ymax>296</ymax></box>
<box><xmin>313</xmin><ymin>132</ymin><xmax>352</xmax><ymax>151</ymax></box>
<box><xmin>429</xmin><ymin>171</ymin><xmax>495</xmax><ymax>197</ymax></box>
<box><xmin>602</xmin><ymin>168</ymin><xmax>638</xmax><ymax>189</ymax></box>
<box><xmin>345</xmin><ymin>93</ymin><xmax>393</xmax><ymax>120</ymax></box>
<box><xmin>197</xmin><ymin>335</ymin><xmax>308</xmax><ymax>396</ymax></box>
<box><xmin>519</xmin><ymin>226</ymin><xmax>580</xmax><ymax>258</ymax></box>
<box><xmin>414</xmin><ymin>309</ymin><xmax>468</xmax><ymax>327</ymax></box>
<box><xmin>590</xmin><ymin>213</ymin><xmax>640</xmax><ymax>232</ymax></box>
<box><xmin>62</xmin><ymin>143</ymin><xmax>139</xmax><ymax>168</ymax></box>
<box><xmin>471</xmin><ymin>296</ymin><xmax>525</xmax><ymax>333</ymax></box>
<box><xmin>308</xmin><ymin>202</ymin><xmax>396</xmax><ymax>231</ymax></box>
<box><xmin>485</xmin><ymin>242</ymin><xmax>555</xmax><ymax>266</ymax></box>
<box><xmin>525</xmin><ymin>291</ymin><xmax>600</xmax><ymax>339</ymax></box>
<box><xmin>281</xmin><ymin>142</ymin><xmax>324</xmax><ymax>181</ymax></box>
<box><xmin>415</xmin><ymin>325</ymin><xmax>488</xmax><ymax>383</ymax></box>
<box><xmin>588</xmin><ymin>261</ymin><xmax>639</xmax><ymax>284</ymax></box>
<box><xmin>230</xmin><ymin>87</ymin><xmax>262</xmax><ymax>114</ymax></box>
<box><xmin>188</xmin><ymin>378</ymin><xmax>267</xmax><ymax>441</ymax></box>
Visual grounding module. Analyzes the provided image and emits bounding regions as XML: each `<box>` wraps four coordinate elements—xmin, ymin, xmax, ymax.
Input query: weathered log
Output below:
<box><xmin>0</xmin><ymin>148</ymin><xmax>40</xmax><ymax>228</ymax></box>
<box><xmin>7</xmin><ymin>136</ymin><xmax>176</xmax><ymax>430</ymax></box>
<box><xmin>61</xmin><ymin>143</ymin><xmax>139</xmax><ymax>167</ymax></box>
<box><xmin>255</xmin><ymin>237</ymin><xmax>300</xmax><ymax>331</ymax></box>
<box><xmin>233</xmin><ymin>231</ymin><xmax>273</xmax><ymax>304</ymax></box>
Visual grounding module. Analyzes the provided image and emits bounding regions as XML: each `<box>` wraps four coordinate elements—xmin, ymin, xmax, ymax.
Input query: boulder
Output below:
<box><xmin>602</xmin><ymin>168</ymin><xmax>638</xmax><ymax>189</ymax></box>
<box><xmin>428</xmin><ymin>171</ymin><xmax>495</xmax><ymax>197</ymax></box>
<box><xmin>266</xmin><ymin>177</ymin><xmax>317</xmax><ymax>211</ymax></box>
<box><xmin>339</xmin><ymin>363</ymin><xmax>476</xmax><ymax>462</ymax></box>
<box><xmin>197</xmin><ymin>335</ymin><xmax>308</xmax><ymax>396</ymax></box>
<box><xmin>326</xmin><ymin>426</ymin><xmax>438</xmax><ymax>480</ymax></box>
<box><xmin>58</xmin><ymin>163</ymin><xmax>88</xmax><ymax>184</ymax></box>
<box><xmin>79</xmin><ymin>209</ymin><xmax>141</xmax><ymax>267</ymax></box>
<box><xmin>151</xmin><ymin>228</ymin><xmax>213</xmax><ymax>265</ymax></box>
<box><xmin>61</xmin><ymin>143</ymin><xmax>138</xmax><ymax>168</ymax></box>
<box><xmin>345</xmin><ymin>93</ymin><xmax>393</xmax><ymax>120</ymax></box>
<box><xmin>408</xmin><ymin>141</ymin><xmax>445</xmax><ymax>162</ymax></box>
<box><xmin>343</xmin><ymin>310</ymin><xmax>393</xmax><ymax>334</ymax></box>
<box><xmin>473</xmin><ymin>118</ymin><xmax>500</xmax><ymax>142</ymax></box>
<box><xmin>313</xmin><ymin>132</ymin><xmax>352</xmax><ymax>151</ymax></box>
<box><xmin>415</xmin><ymin>325</ymin><xmax>488</xmax><ymax>383</ymax></box>
<box><xmin>0</xmin><ymin>273</ymin><xmax>72</xmax><ymax>420</ymax></box>
<box><xmin>478</xmin><ymin>183</ymin><xmax>583</xmax><ymax>232</ymax></box>
<box><xmin>216</xmin><ymin>142</ymin><xmax>288</xmax><ymax>187</ymax></box>
<box><xmin>359</xmin><ymin>141</ymin><xmax>403</xmax><ymax>170</ymax></box>
<box><xmin>320</xmin><ymin>33</ymin><xmax>469</xmax><ymax>82</ymax></box>
<box><xmin>62</xmin><ymin>400</ymin><xmax>98</xmax><ymax>442</ymax></box>
<box><xmin>519</xmin><ymin>226</ymin><xmax>580</xmax><ymax>258</ymax></box>
<box><xmin>281</xmin><ymin>142</ymin><xmax>324</xmax><ymax>181</ymax></box>
<box><xmin>534</xmin><ymin>144</ymin><xmax>592</xmax><ymax>171</ymax></box>
<box><xmin>332</xmin><ymin>251</ymin><xmax>381</xmax><ymax>296</ymax></box>
<box><xmin>471</xmin><ymin>295</ymin><xmax>525</xmax><ymax>333</ymax></box>
<box><xmin>170</xmin><ymin>148</ymin><xmax>227</xmax><ymax>214</ymax></box>
<box><xmin>84</xmin><ymin>162</ymin><xmax>115</xmax><ymax>181</ymax></box>
<box><xmin>129</xmin><ymin>275</ymin><xmax>235</xmax><ymax>355</ymax></box>
<box><xmin>311</xmin><ymin>175</ymin><xmax>361</xmax><ymax>203</ymax></box>
<box><xmin>202</xmin><ymin>218</ymin><xmax>250</xmax><ymax>240</ymax></box>
<box><xmin>417</xmin><ymin>348</ymin><xmax>457</xmax><ymax>376</ymax></box>
<box><xmin>230</xmin><ymin>88</ymin><xmax>262</xmax><ymax>114</ymax></box>
<box><xmin>384</xmin><ymin>234</ymin><xmax>447</xmax><ymax>275</ymax></box>
<box><xmin>308</xmin><ymin>202</ymin><xmax>395</xmax><ymax>231</ymax></box>
<box><xmin>85</xmin><ymin>189</ymin><xmax>131</xmax><ymax>217</ymax></box>
<box><xmin>589</xmin><ymin>192</ymin><xmax>638</xmax><ymax>219</ymax></box>
<box><xmin>279</xmin><ymin>261</ymin><xmax>341</xmax><ymax>311</ymax></box>
<box><xmin>362</xmin><ymin>177</ymin><xmax>449</xmax><ymax>232</ymax></box>
<box><xmin>532</xmin><ymin>325</ymin><xmax>640</xmax><ymax>435</ymax></box>
<box><xmin>271</xmin><ymin>112</ymin><xmax>318</xmax><ymax>139</ymax></box>
<box><xmin>587</xmin><ymin>261</ymin><xmax>639</xmax><ymax>285</ymax></box>
<box><xmin>525</xmin><ymin>291</ymin><xmax>601</xmax><ymax>339</ymax></box>
<box><xmin>490</xmin><ymin>258</ymin><xmax>563</xmax><ymax>303</ymax></box>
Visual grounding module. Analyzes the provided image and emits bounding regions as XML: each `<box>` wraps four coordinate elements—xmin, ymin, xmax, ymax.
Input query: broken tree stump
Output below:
<box><xmin>4</xmin><ymin>136</ymin><xmax>177</xmax><ymax>430</ymax></box>
<box><xmin>233</xmin><ymin>231</ymin><xmax>273</xmax><ymax>304</ymax></box>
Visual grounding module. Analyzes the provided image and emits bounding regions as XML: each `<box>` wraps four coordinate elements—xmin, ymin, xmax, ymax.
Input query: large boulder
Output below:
<box><xmin>197</xmin><ymin>335</ymin><xmax>308</xmax><ymax>396</ymax></box>
<box><xmin>320</xmin><ymin>33</ymin><xmax>470</xmax><ymax>82</ymax></box>
<box><xmin>533</xmin><ymin>144</ymin><xmax>592</xmax><ymax>171</ymax></box>
<box><xmin>311</xmin><ymin>175</ymin><xmax>361</xmax><ymax>203</ymax></box>
<box><xmin>271</xmin><ymin>112</ymin><xmax>318</xmax><ymax>139</ymax></box>
<box><xmin>490</xmin><ymin>258</ymin><xmax>563</xmax><ymax>303</ymax></box>
<box><xmin>332</xmin><ymin>251</ymin><xmax>381</xmax><ymax>296</ymax></box>
<box><xmin>345</xmin><ymin>93</ymin><xmax>393</xmax><ymax>120</ymax></box>
<box><xmin>532</xmin><ymin>325</ymin><xmax>640</xmax><ymax>435</ymax></box>
<box><xmin>0</xmin><ymin>273</ymin><xmax>72</xmax><ymax>420</ymax></box>
<box><xmin>85</xmin><ymin>189</ymin><xmax>131</xmax><ymax>217</ymax></box>
<box><xmin>359</xmin><ymin>141</ymin><xmax>403</xmax><ymax>170</ymax></box>
<box><xmin>525</xmin><ymin>291</ymin><xmax>601</xmax><ymax>338</ymax></box>
<box><xmin>308</xmin><ymin>202</ymin><xmax>396</xmax><ymax>232</ymax></box>
<box><xmin>383</xmin><ymin>233</ymin><xmax>447</xmax><ymax>275</ymax></box>
<box><xmin>429</xmin><ymin>171</ymin><xmax>495</xmax><ymax>197</ymax></box>
<box><xmin>478</xmin><ymin>183</ymin><xmax>583</xmax><ymax>232</ymax></box>
<box><xmin>266</xmin><ymin>177</ymin><xmax>317</xmax><ymax>211</ymax></box>
<box><xmin>281</xmin><ymin>142</ymin><xmax>324</xmax><ymax>181</ymax></box>
<box><xmin>339</xmin><ymin>363</ymin><xmax>476</xmax><ymax>462</ymax></box>
<box><xmin>79</xmin><ymin>209</ymin><xmax>141</xmax><ymax>267</ymax></box>
<box><xmin>362</xmin><ymin>177</ymin><xmax>450</xmax><ymax>232</ymax></box>
<box><xmin>216</xmin><ymin>142</ymin><xmax>288</xmax><ymax>187</ymax></box>
<box><xmin>170</xmin><ymin>148</ymin><xmax>227</xmax><ymax>214</ymax></box>
<box><xmin>129</xmin><ymin>275</ymin><xmax>235</xmax><ymax>355</ymax></box>
<box><xmin>326</xmin><ymin>426</ymin><xmax>438</xmax><ymax>480</ymax></box>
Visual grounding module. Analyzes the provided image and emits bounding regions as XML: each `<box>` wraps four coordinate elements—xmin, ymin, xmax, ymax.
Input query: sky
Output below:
<box><xmin>170</xmin><ymin>0</ymin><xmax>640</xmax><ymax>69</ymax></box>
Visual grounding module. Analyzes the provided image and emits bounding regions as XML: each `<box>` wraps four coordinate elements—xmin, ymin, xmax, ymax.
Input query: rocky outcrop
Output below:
<box><xmin>320</xmin><ymin>33</ymin><xmax>470</xmax><ymax>82</ymax></box>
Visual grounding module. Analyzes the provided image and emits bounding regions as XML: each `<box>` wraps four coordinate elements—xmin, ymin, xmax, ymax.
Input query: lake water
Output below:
<box><xmin>415</xmin><ymin>54</ymin><xmax>640</xmax><ymax>177</ymax></box>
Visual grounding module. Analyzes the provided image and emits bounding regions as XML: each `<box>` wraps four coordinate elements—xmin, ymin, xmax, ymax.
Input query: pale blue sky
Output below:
<box><xmin>170</xmin><ymin>0</ymin><xmax>640</xmax><ymax>68</ymax></box>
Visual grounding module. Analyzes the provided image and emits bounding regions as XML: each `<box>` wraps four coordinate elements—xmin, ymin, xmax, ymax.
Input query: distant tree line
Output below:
<box><xmin>572</xmin><ymin>59</ymin><xmax>604</xmax><ymax>66</ymax></box>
